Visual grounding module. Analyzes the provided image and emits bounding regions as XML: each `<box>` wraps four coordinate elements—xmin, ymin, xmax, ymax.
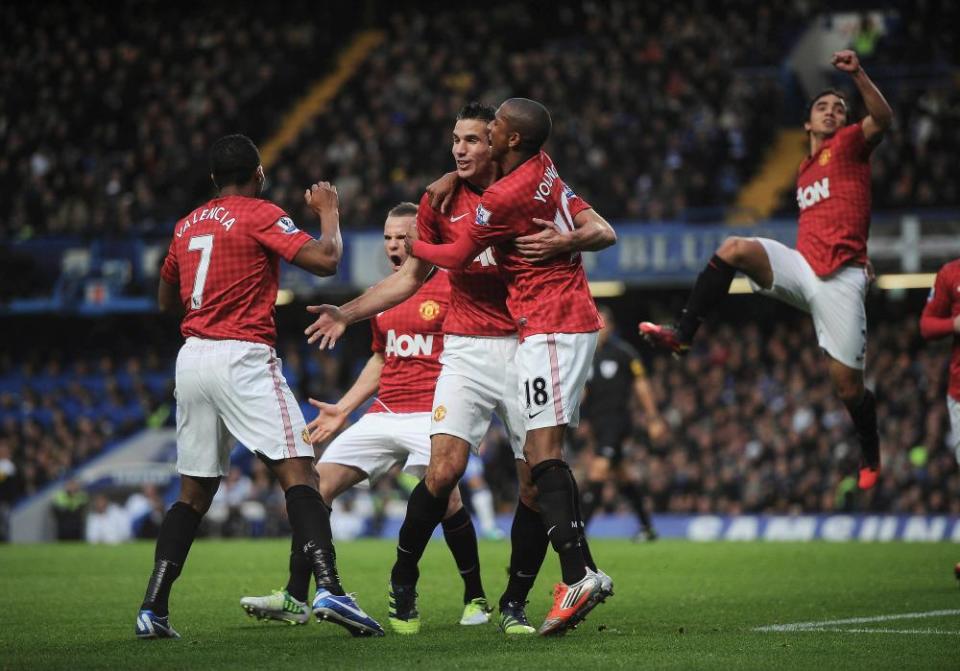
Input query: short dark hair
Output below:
<box><xmin>387</xmin><ymin>202</ymin><xmax>418</xmax><ymax>218</ymax></box>
<box><xmin>210</xmin><ymin>134</ymin><xmax>261</xmax><ymax>189</ymax></box>
<box><xmin>502</xmin><ymin>98</ymin><xmax>552</xmax><ymax>152</ymax></box>
<box><xmin>457</xmin><ymin>101</ymin><xmax>496</xmax><ymax>123</ymax></box>
<box><xmin>806</xmin><ymin>88</ymin><xmax>848</xmax><ymax>120</ymax></box>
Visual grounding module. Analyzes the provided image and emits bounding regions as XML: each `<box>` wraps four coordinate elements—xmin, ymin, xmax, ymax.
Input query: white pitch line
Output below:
<box><xmin>805</xmin><ymin>628</ymin><xmax>960</xmax><ymax>636</ymax></box>
<box><xmin>754</xmin><ymin>609</ymin><xmax>960</xmax><ymax>632</ymax></box>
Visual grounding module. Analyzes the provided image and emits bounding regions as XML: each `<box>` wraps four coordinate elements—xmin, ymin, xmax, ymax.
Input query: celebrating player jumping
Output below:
<box><xmin>641</xmin><ymin>50</ymin><xmax>893</xmax><ymax>491</ymax></box>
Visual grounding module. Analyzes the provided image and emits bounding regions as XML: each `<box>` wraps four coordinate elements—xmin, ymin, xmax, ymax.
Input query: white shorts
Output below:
<box><xmin>174</xmin><ymin>337</ymin><xmax>313</xmax><ymax>478</ymax></box>
<box><xmin>319</xmin><ymin>411</ymin><xmax>432</xmax><ymax>485</ymax></box>
<box><xmin>515</xmin><ymin>332</ymin><xmax>598</xmax><ymax>431</ymax></box>
<box><xmin>747</xmin><ymin>238</ymin><xmax>868</xmax><ymax>370</ymax></box>
<box><xmin>431</xmin><ymin>335</ymin><xmax>526</xmax><ymax>460</ymax></box>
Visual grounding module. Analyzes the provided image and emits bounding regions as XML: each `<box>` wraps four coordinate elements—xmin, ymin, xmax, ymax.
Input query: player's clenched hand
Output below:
<box><xmin>865</xmin><ymin>259</ymin><xmax>876</xmax><ymax>285</ymax></box>
<box><xmin>304</xmin><ymin>182</ymin><xmax>339</xmax><ymax>215</ymax></box>
<box><xmin>426</xmin><ymin>171</ymin><xmax>458</xmax><ymax>213</ymax></box>
<box><xmin>831</xmin><ymin>50</ymin><xmax>861</xmax><ymax>74</ymax></box>
<box><xmin>305</xmin><ymin>304</ymin><xmax>347</xmax><ymax>349</ymax></box>
<box><xmin>515</xmin><ymin>218</ymin><xmax>570</xmax><ymax>262</ymax></box>
<box><xmin>306</xmin><ymin>398</ymin><xmax>348</xmax><ymax>444</ymax></box>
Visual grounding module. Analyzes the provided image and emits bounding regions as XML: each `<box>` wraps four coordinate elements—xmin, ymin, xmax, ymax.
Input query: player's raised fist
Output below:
<box><xmin>831</xmin><ymin>50</ymin><xmax>861</xmax><ymax>74</ymax></box>
<box><xmin>304</xmin><ymin>181</ymin><xmax>339</xmax><ymax>214</ymax></box>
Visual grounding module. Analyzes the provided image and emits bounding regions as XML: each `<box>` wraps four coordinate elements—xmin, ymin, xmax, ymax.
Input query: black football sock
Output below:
<box><xmin>620</xmin><ymin>482</ymin><xmax>654</xmax><ymax>531</ymax></box>
<box><xmin>285</xmin><ymin>536</ymin><xmax>312</xmax><ymax>603</ymax></box>
<box><xmin>141</xmin><ymin>501</ymin><xmax>202</xmax><ymax>617</ymax></box>
<box><xmin>391</xmin><ymin>480</ymin><xmax>449</xmax><ymax>587</ymax></box>
<box><xmin>845</xmin><ymin>389</ymin><xmax>879</xmax><ymax>468</ymax></box>
<box><xmin>677</xmin><ymin>254</ymin><xmax>737</xmax><ymax>343</ymax></box>
<box><xmin>531</xmin><ymin>459</ymin><xmax>586</xmax><ymax>585</ymax></box>
<box><xmin>285</xmin><ymin>485</ymin><xmax>344</xmax><ymax>596</ymax></box>
<box><xmin>569</xmin><ymin>473</ymin><xmax>598</xmax><ymax>573</ymax></box>
<box><xmin>500</xmin><ymin>500</ymin><xmax>549</xmax><ymax>608</ymax></box>
<box><xmin>441</xmin><ymin>506</ymin><xmax>485</xmax><ymax>603</ymax></box>
<box><xmin>580</xmin><ymin>481</ymin><xmax>604</xmax><ymax>526</ymax></box>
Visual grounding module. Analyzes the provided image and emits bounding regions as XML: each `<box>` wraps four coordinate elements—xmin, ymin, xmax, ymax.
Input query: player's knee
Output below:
<box><xmin>425</xmin><ymin>463</ymin><xmax>463</xmax><ymax>497</ymax></box>
<box><xmin>717</xmin><ymin>237</ymin><xmax>751</xmax><ymax>267</ymax></box>
<box><xmin>518</xmin><ymin>480</ymin><xmax>538</xmax><ymax>509</ymax></box>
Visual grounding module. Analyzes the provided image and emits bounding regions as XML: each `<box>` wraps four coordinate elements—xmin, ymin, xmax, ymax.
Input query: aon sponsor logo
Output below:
<box><xmin>385</xmin><ymin>330</ymin><xmax>434</xmax><ymax>357</ymax></box>
<box><xmin>797</xmin><ymin>177</ymin><xmax>830</xmax><ymax>210</ymax></box>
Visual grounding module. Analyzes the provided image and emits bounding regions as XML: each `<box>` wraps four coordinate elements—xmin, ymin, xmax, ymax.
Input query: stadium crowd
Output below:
<box><xmin>1</xmin><ymin>306</ymin><xmax>956</xmax><ymax>541</ymax></box>
<box><xmin>0</xmin><ymin>1</ymin><xmax>359</xmax><ymax>239</ymax></box>
<box><xmin>2</xmin><ymin>1</ymin><xmax>957</xmax><ymax>242</ymax></box>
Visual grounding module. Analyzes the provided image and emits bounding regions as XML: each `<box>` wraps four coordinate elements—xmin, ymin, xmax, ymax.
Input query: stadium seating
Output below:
<box><xmin>3</xmin><ymin>1</ymin><xmax>955</xmax><ymax>240</ymax></box>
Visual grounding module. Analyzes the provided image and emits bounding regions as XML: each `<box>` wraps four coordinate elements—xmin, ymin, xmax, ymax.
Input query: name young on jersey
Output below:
<box><xmin>797</xmin><ymin>177</ymin><xmax>830</xmax><ymax>210</ymax></box>
<box><xmin>384</xmin><ymin>330</ymin><xmax>434</xmax><ymax>357</ymax></box>
<box><xmin>533</xmin><ymin>164</ymin><xmax>560</xmax><ymax>203</ymax></box>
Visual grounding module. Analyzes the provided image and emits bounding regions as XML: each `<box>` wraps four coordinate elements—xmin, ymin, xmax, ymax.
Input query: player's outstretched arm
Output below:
<box><xmin>409</xmin><ymin>233</ymin><xmax>483</xmax><ymax>269</ymax></box>
<box><xmin>832</xmin><ymin>50</ymin><xmax>892</xmax><ymax>143</ymax></box>
<box><xmin>306</xmin><ymin>353</ymin><xmax>384</xmax><ymax>444</ymax></box>
<box><xmin>157</xmin><ymin>278</ymin><xmax>183</xmax><ymax>317</ymax></box>
<box><xmin>516</xmin><ymin>209</ymin><xmax>617</xmax><ymax>262</ymax></box>
<box><xmin>293</xmin><ymin>182</ymin><xmax>343</xmax><ymax>277</ymax></box>
<box><xmin>305</xmin><ymin>256</ymin><xmax>433</xmax><ymax>349</ymax></box>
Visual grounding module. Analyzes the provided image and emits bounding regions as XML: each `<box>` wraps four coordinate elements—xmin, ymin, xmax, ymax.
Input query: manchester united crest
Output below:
<box><xmin>419</xmin><ymin>300</ymin><xmax>440</xmax><ymax>321</ymax></box>
<box><xmin>433</xmin><ymin>405</ymin><xmax>447</xmax><ymax>422</ymax></box>
<box><xmin>819</xmin><ymin>148</ymin><xmax>831</xmax><ymax>166</ymax></box>
<box><xmin>302</xmin><ymin>427</ymin><xmax>311</xmax><ymax>444</ymax></box>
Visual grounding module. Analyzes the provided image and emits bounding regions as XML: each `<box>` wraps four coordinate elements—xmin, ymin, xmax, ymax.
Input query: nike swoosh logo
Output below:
<box><xmin>516</xmin><ymin>570</ymin><xmax>537</xmax><ymax>578</ymax></box>
<box><xmin>547</xmin><ymin>525</ymin><xmax>557</xmax><ymax>536</ymax></box>
<box><xmin>450</xmin><ymin>213</ymin><xmax>469</xmax><ymax>222</ymax></box>
<box><xmin>528</xmin><ymin>408</ymin><xmax>547</xmax><ymax>419</ymax></box>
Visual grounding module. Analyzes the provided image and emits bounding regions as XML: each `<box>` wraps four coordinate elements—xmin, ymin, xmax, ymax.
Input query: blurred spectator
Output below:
<box><xmin>126</xmin><ymin>483</ymin><xmax>166</xmax><ymax>539</ymax></box>
<box><xmin>51</xmin><ymin>478</ymin><xmax>88</xmax><ymax>540</ymax></box>
<box><xmin>85</xmin><ymin>492</ymin><xmax>131</xmax><ymax>544</ymax></box>
<box><xmin>0</xmin><ymin>443</ymin><xmax>20</xmax><ymax>541</ymax></box>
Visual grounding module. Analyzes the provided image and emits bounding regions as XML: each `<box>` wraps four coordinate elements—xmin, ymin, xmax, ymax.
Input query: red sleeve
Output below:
<box><xmin>920</xmin><ymin>267</ymin><xmax>955</xmax><ymax>339</ymax></box>
<box><xmin>249</xmin><ymin>202</ymin><xmax>313</xmax><ymax>262</ymax></box>
<box><xmin>160</xmin><ymin>238</ymin><xmax>179</xmax><ymax>285</ymax></box>
<box><xmin>839</xmin><ymin>122</ymin><xmax>872</xmax><ymax>160</ymax></box>
<box><xmin>469</xmin><ymin>189</ymin><xmax>518</xmax><ymax>247</ymax></box>
<box><xmin>410</xmin><ymin>234</ymin><xmax>483</xmax><ymax>269</ymax></box>
<box><xmin>416</xmin><ymin>193</ymin><xmax>442</xmax><ymax>244</ymax></box>
<box><xmin>371</xmin><ymin>319</ymin><xmax>385</xmax><ymax>353</ymax></box>
<box><xmin>563</xmin><ymin>180</ymin><xmax>592</xmax><ymax>218</ymax></box>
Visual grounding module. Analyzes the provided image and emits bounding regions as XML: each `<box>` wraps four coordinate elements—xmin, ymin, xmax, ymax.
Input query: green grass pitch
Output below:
<box><xmin>2</xmin><ymin>539</ymin><xmax>958</xmax><ymax>670</ymax></box>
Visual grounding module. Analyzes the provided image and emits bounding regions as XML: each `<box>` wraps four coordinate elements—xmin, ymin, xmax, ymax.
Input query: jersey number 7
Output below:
<box><xmin>188</xmin><ymin>234</ymin><xmax>214</xmax><ymax>309</ymax></box>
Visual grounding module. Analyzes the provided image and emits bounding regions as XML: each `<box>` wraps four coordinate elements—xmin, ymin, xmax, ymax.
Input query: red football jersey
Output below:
<box><xmin>368</xmin><ymin>270</ymin><xmax>449</xmax><ymax>414</ymax></box>
<box><xmin>160</xmin><ymin>195</ymin><xmax>312</xmax><ymax>346</ymax></box>
<box><xmin>417</xmin><ymin>188</ymin><xmax>514</xmax><ymax>337</ymax></box>
<box><xmin>467</xmin><ymin>151</ymin><xmax>601</xmax><ymax>339</ymax></box>
<box><xmin>795</xmin><ymin>122</ymin><xmax>874</xmax><ymax>277</ymax></box>
<box><xmin>920</xmin><ymin>259</ymin><xmax>960</xmax><ymax>401</ymax></box>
